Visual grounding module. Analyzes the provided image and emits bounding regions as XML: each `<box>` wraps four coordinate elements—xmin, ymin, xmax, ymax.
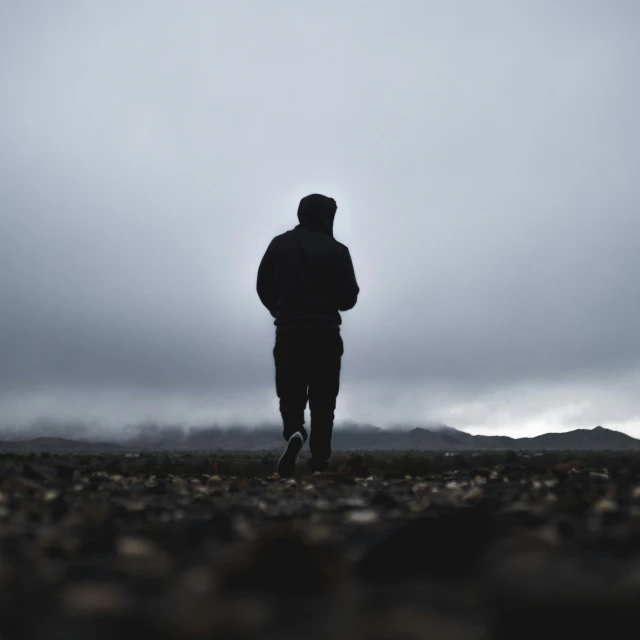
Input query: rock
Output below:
<box><xmin>60</xmin><ymin>581</ymin><xmax>130</xmax><ymax>617</ymax></box>
<box><xmin>370</xmin><ymin>490</ymin><xmax>401</xmax><ymax>510</ymax></box>
<box><xmin>22</xmin><ymin>463</ymin><xmax>60</xmax><ymax>484</ymax></box>
<box><xmin>218</xmin><ymin>524</ymin><xmax>345</xmax><ymax>596</ymax></box>
<box><xmin>356</xmin><ymin>507</ymin><xmax>495</xmax><ymax>583</ymax></box>
<box><xmin>340</xmin><ymin>455</ymin><xmax>370</xmax><ymax>478</ymax></box>
<box><xmin>345</xmin><ymin>509</ymin><xmax>380</xmax><ymax>525</ymax></box>
<box><xmin>591</xmin><ymin>498</ymin><xmax>617</xmax><ymax>514</ymax></box>
<box><xmin>554</xmin><ymin>460</ymin><xmax>584</xmax><ymax>473</ymax></box>
<box><xmin>55</xmin><ymin>465</ymin><xmax>77</xmax><ymax>481</ymax></box>
<box><xmin>116</xmin><ymin>535</ymin><xmax>173</xmax><ymax>578</ymax></box>
<box><xmin>343</xmin><ymin>496</ymin><xmax>367</xmax><ymax>509</ymax></box>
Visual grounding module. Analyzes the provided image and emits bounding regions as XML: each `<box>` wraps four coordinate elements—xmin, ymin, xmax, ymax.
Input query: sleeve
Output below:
<box><xmin>335</xmin><ymin>246</ymin><xmax>360</xmax><ymax>311</ymax></box>
<box><xmin>256</xmin><ymin>240</ymin><xmax>277</xmax><ymax>317</ymax></box>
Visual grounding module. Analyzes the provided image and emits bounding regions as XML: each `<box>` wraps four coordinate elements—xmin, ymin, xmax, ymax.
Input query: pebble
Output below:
<box><xmin>61</xmin><ymin>581</ymin><xmax>130</xmax><ymax>617</ymax></box>
<box><xmin>345</xmin><ymin>509</ymin><xmax>380</xmax><ymax>525</ymax></box>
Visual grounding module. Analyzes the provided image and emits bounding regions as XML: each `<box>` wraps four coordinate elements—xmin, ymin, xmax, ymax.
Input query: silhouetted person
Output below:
<box><xmin>257</xmin><ymin>194</ymin><xmax>359</xmax><ymax>477</ymax></box>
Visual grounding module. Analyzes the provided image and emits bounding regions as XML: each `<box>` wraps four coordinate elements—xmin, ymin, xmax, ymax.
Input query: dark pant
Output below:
<box><xmin>273</xmin><ymin>328</ymin><xmax>343</xmax><ymax>471</ymax></box>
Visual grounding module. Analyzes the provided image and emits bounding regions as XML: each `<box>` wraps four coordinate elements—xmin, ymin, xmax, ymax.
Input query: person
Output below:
<box><xmin>257</xmin><ymin>194</ymin><xmax>359</xmax><ymax>477</ymax></box>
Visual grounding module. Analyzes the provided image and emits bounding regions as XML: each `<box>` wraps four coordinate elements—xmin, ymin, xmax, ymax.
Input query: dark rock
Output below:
<box><xmin>554</xmin><ymin>459</ymin><xmax>584</xmax><ymax>472</ymax></box>
<box><xmin>340</xmin><ymin>455</ymin><xmax>370</xmax><ymax>478</ymax></box>
<box><xmin>470</xmin><ymin>467</ymin><xmax>492</xmax><ymax>478</ymax></box>
<box><xmin>22</xmin><ymin>463</ymin><xmax>60</xmax><ymax>484</ymax></box>
<box><xmin>145</xmin><ymin>481</ymin><xmax>167</xmax><ymax>495</ymax></box>
<box><xmin>80</xmin><ymin>525</ymin><xmax>118</xmax><ymax>555</ymax></box>
<box><xmin>370</xmin><ymin>490</ymin><xmax>401</xmax><ymax>510</ymax></box>
<box><xmin>51</xmin><ymin>496</ymin><xmax>69</xmax><ymax>523</ymax></box>
<box><xmin>356</xmin><ymin>507</ymin><xmax>495</xmax><ymax>583</ymax></box>
<box><xmin>54</xmin><ymin>465</ymin><xmax>77</xmax><ymax>481</ymax></box>
<box><xmin>209</xmin><ymin>512</ymin><xmax>235</xmax><ymax>543</ymax></box>
<box><xmin>218</xmin><ymin>525</ymin><xmax>344</xmax><ymax>596</ymax></box>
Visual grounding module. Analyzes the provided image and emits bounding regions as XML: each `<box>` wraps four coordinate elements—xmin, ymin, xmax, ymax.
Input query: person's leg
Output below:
<box><xmin>307</xmin><ymin>330</ymin><xmax>343</xmax><ymax>472</ymax></box>
<box><xmin>274</xmin><ymin>331</ymin><xmax>309</xmax><ymax>441</ymax></box>
<box><xmin>274</xmin><ymin>331</ymin><xmax>309</xmax><ymax>476</ymax></box>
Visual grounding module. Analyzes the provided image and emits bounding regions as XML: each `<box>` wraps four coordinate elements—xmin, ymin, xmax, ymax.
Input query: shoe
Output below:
<box><xmin>307</xmin><ymin>458</ymin><xmax>329</xmax><ymax>474</ymax></box>
<box><xmin>277</xmin><ymin>432</ymin><xmax>304</xmax><ymax>478</ymax></box>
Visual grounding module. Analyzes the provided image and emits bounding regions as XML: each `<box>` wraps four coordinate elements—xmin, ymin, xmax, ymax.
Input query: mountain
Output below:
<box><xmin>518</xmin><ymin>426</ymin><xmax>640</xmax><ymax>450</ymax></box>
<box><xmin>401</xmin><ymin>425</ymin><xmax>640</xmax><ymax>451</ymax></box>
<box><xmin>0</xmin><ymin>425</ymin><xmax>637</xmax><ymax>452</ymax></box>
<box><xmin>402</xmin><ymin>427</ymin><xmax>471</xmax><ymax>448</ymax></box>
<box><xmin>123</xmin><ymin>423</ymin><xmax>640</xmax><ymax>451</ymax></box>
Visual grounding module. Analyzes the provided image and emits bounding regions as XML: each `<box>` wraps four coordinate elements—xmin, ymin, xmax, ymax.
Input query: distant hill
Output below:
<box><xmin>0</xmin><ymin>425</ymin><xmax>637</xmax><ymax>452</ymax></box>
<box><xmin>514</xmin><ymin>426</ymin><xmax>640</xmax><ymax>450</ymax></box>
<box><xmin>401</xmin><ymin>425</ymin><xmax>640</xmax><ymax>451</ymax></box>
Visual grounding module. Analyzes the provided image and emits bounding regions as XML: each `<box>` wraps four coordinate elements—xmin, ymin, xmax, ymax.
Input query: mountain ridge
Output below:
<box><xmin>0</xmin><ymin>425</ymin><xmax>638</xmax><ymax>451</ymax></box>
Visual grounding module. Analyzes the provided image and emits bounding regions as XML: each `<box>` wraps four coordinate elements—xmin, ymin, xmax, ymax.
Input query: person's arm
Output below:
<box><xmin>257</xmin><ymin>240</ymin><xmax>277</xmax><ymax>317</ymax></box>
<box><xmin>335</xmin><ymin>246</ymin><xmax>359</xmax><ymax>311</ymax></box>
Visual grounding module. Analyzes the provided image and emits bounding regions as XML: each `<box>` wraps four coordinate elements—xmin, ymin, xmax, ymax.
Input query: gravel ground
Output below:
<box><xmin>1</xmin><ymin>451</ymin><xmax>640</xmax><ymax>639</ymax></box>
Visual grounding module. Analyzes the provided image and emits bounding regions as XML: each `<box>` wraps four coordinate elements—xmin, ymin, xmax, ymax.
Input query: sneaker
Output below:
<box><xmin>277</xmin><ymin>432</ymin><xmax>304</xmax><ymax>478</ymax></box>
<box><xmin>307</xmin><ymin>458</ymin><xmax>329</xmax><ymax>474</ymax></box>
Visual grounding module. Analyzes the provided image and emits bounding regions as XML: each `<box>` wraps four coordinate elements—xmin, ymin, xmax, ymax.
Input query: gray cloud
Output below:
<box><xmin>1</xmin><ymin>1</ymin><xmax>640</xmax><ymax>434</ymax></box>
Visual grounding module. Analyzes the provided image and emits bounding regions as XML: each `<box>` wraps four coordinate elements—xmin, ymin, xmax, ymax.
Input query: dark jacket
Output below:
<box><xmin>257</xmin><ymin>194</ymin><xmax>359</xmax><ymax>330</ymax></box>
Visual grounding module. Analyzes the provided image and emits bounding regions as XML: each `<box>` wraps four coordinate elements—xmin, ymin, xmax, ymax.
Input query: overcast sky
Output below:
<box><xmin>2</xmin><ymin>1</ymin><xmax>640</xmax><ymax>437</ymax></box>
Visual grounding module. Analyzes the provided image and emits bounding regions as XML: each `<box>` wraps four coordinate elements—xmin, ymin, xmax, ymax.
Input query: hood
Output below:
<box><xmin>296</xmin><ymin>194</ymin><xmax>337</xmax><ymax>236</ymax></box>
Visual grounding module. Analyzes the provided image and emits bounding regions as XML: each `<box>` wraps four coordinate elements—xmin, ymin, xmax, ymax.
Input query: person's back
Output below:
<box><xmin>257</xmin><ymin>194</ymin><xmax>359</xmax><ymax>477</ymax></box>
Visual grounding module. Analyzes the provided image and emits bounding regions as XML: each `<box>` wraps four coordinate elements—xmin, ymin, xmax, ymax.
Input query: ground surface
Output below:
<box><xmin>1</xmin><ymin>450</ymin><xmax>640</xmax><ymax>639</ymax></box>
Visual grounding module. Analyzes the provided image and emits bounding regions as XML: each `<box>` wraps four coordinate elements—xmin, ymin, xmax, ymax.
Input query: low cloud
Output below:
<box><xmin>1</xmin><ymin>1</ymin><xmax>639</xmax><ymax>436</ymax></box>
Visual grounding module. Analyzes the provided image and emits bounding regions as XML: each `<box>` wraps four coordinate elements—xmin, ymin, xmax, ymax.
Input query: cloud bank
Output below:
<box><xmin>1</xmin><ymin>1</ymin><xmax>639</xmax><ymax>435</ymax></box>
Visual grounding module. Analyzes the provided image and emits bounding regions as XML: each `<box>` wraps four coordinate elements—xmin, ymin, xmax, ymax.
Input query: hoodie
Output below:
<box><xmin>257</xmin><ymin>194</ymin><xmax>360</xmax><ymax>330</ymax></box>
